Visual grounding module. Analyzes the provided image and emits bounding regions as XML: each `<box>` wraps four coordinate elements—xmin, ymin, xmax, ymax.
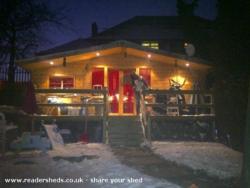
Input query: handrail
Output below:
<box><xmin>37</xmin><ymin>103</ymin><xmax>104</xmax><ymax>107</ymax></box>
<box><xmin>143</xmin><ymin>89</ymin><xmax>213</xmax><ymax>95</ymax></box>
<box><xmin>35</xmin><ymin>88</ymin><xmax>107</xmax><ymax>94</ymax></box>
<box><xmin>139</xmin><ymin>92</ymin><xmax>151</xmax><ymax>146</ymax></box>
<box><xmin>146</xmin><ymin>103</ymin><xmax>214</xmax><ymax>107</ymax></box>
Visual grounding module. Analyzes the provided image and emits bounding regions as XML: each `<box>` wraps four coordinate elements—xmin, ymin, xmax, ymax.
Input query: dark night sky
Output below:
<box><xmin>40</xmin><ymin>0</ymin><xmax>217</xmax><ymax>51</ymax></box>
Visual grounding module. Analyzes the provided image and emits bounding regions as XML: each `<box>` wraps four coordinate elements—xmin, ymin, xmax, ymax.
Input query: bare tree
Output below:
<box><xmin>0</xmin><ymin>0</ymin><xmax>65</xmax><ymax>82</ymax></box>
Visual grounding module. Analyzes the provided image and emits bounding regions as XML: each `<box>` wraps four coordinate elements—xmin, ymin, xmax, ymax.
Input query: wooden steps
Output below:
<box><xmin>108</xmin><ymin>116</ymin><xmax>143</xmax><ymax>147</ymax></box>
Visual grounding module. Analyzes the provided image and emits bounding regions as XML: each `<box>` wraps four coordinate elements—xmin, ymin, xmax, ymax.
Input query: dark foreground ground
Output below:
<box><xmin>112</xmin><ymin>147</ymin><xmax>240</xmax><ymax>188</ymax></box>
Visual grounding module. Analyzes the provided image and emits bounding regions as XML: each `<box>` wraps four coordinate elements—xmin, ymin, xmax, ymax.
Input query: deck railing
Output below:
<box><xmin>34</xmin><ymin>88</ymin><xmax>215</xmax><ymax>143</ymax></box>
<box><xmin>142</xmin><ymin>89</ymin><xmax>215</xmax><ymax>142</ymax></box>
<box><xmin>35</xmin><ymin>89</ymin><xmax>108</xmax><ymax>115</ymax></box>
<box><xmin>143</xmin><ymin>89</ymin><xmax>215</xmax><ymax>117</ymax></box>
<box><xmin>35</xmin><ymin>88</ymin><xmax>109</xmax><ymax>143</ymax></box>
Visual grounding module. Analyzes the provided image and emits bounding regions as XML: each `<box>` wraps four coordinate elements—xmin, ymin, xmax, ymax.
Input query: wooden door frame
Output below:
<box><xmin>108</xmin><ymin>68</ymin><xmax>136</xmax><ymax>115</ymax></box>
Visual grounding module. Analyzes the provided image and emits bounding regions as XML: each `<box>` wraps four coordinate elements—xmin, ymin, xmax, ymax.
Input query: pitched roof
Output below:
<box><xmin>18</xmin><ymin>40</ymin><xmax>211</xmax><ymax>69</ymax></box>
<box><xmin>95</xmin><ymin>16</ymin><xmax>212</xmax><ymax>38</ymax></box>
<box><xmin>36</xmin><ymin>38</ymin><xmax>96</xmax><ymax>56</ymax></box>
<box><xmin>37</xmin><ymin>16</ymin><xmax>213</xmax><ymax>57</ymax></box>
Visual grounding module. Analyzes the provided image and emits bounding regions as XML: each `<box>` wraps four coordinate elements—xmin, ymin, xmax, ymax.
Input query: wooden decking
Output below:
<box><xmin>33</xmin><ymin>88</ymin><xmax>216</xmax><ymax>145</ymax></box>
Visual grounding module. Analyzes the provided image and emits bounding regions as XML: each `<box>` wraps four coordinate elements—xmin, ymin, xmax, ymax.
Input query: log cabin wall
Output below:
<box><xmin>28</xmin><ymin>53</ymin><xmax>210</xmax><ymax>90</ymax></box>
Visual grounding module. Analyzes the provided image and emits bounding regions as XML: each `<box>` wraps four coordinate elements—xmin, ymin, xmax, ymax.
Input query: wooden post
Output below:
<box><xmin>31</xmin><ymin>115</ymin><xmax>35</xmax><ymax>133</ymax></box>
<box><xmin>40</xmin><ymin>120</ymin><xmax>44</xmax><ymax>132</ymax></box>
<box><xmin>119</xmin><ymin>70</ymin><xmax>123</xmax><ymax>115</ymax></box>
<box><xmin>147</xmin><ymin>115</ymin><xmax>152</xmax><ymax>143</ymax></box>
<box><xmin>209</xmin><ymin>92</ymin><xmax>215</xmax><ymax>115</ymax></box>
<box><xmin>102</xmin><ymin>88</ymin><xmax>108</xmax><ymax>144</ymax></box>
<box><xmin>85</xmin><ymin>103</ymin><xmax>88</xmax><ymax>133</ymax></box>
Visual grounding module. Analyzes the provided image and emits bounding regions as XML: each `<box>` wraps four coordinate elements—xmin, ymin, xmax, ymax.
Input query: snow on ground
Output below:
<box><xmin>152</xmin><ymin>141</ymin><xmax>242</xmax><ymax>179</ymax></box>
<box><xmin>0</xmin><ymin>143</ymin><xmax>180</xmax><ymax>188</ymax></box>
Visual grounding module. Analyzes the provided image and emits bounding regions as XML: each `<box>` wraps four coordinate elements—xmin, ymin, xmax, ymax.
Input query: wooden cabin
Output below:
<box><xmin>18</xmin><ymin>40</ymin><xmax>212</xmax><ymax>115</ymax></box>
<box><xmin>18</xmin><ymin>41</ymin><xmax>214</xmax><ymax>144</ymax></box>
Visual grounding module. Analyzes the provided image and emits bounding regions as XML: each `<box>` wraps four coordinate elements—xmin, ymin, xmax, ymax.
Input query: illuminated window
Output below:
<box><xmin>49</xmin><ymin>77</ymin><xmax>74</xmax><ymax>89</ymax></box>
<box><xmin>92</xmin><ymin>67</ymin><xmax>104</xmax><ymax>88</ymax></box>
<box><xmin>141</xmin><ymin>41</ymin><xmax>159</xmax><ymax>49</ymax></box>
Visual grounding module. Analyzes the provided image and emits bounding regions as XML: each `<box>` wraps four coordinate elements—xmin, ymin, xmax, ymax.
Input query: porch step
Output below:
<box><xmin>108</xmin><ymin>116</ymin><xmax>143</xmax><ymax>147</ymax></box>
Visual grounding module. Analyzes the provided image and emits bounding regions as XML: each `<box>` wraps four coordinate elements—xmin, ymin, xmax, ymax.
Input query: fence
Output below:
<box><xmin>0</xmin><ymin>65</ymin><xmax>31</xmax><ymax>82</ymax></box>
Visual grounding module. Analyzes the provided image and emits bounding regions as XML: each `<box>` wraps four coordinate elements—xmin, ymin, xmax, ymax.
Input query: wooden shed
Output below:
<box><xmin>18</xmin><ymin>40</ymin><xmax>212</xmax><ymax>116</ymax></box>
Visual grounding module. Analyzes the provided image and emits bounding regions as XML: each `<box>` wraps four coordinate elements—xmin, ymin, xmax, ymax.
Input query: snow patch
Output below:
<box><xmin>0</xmin><ymin>143</ymin><xmax>180</xmax><ymax>188</ymax></box>
<box><xmin>152</xmin><ymin>141</ymin><xmax>242</xmax><ymax>179</ymax></box>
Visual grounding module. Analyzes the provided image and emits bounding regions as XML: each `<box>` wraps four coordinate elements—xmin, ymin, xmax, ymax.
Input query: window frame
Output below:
<box><xmin>49</xmin><ymin>76</ymin><xmax>74</xmax><ymax>89</ymax></box>
<box><xmin>141</xmin><ymin>41</ymin><xmax>159</xmax><ymax>49</ymax></box>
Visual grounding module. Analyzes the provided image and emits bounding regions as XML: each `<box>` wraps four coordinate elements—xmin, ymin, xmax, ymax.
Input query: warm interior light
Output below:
<box><xmin>47</xmin><ymin>96</ymin><xmax>71</xmax><ymax>104</ymax></box>
<box><xmin>54</xmin><ymin>73</ymin><xmax>65</xmax><ymax>76</ymax></box>
<box><xmin>147</xmin><ymin>54</ymin><xmax>151</xmax><ymax>58</ymax></box>
<box><xmin>50</xmin><ymin>61</ymin><xmax>54</xmax><ymax>65</ymax></box>
<box><xmin>96</xmin><ymin>65</ymin><xmax>105</xmax><ymax>68</ymax></box>
<box><xmin>123</xmin><ymin>96</ymin><xmax>128</xmax><ymax>102</ymax></box>
<box><xmin>108</xmin><ymin>96</ymin><xmax>114</xmax><ymax>101</ymax></box>
<box><xmin>185</xmin><ymin>63</ymin><xmax>190</xmax><ymax>67</ymax></box>
<box><xmin>115</xmin><ymin>94</ymin><xmax>119</xmax><ymax>100</ymax></box>
<box><xmin>172</xmin><ymin>75</ymin><xmax>186</xmax><ymax>86</ymax></box>
<box><xmin>96</xmin><ymin>52</ymin><xmax>100</xmax><ymax>56</ymax></box>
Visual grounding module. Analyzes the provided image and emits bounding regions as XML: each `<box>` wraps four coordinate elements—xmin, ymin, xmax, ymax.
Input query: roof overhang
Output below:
<box><xmin>17</xmin><ymin>40</ymin><xmax>212</xmax><ymax>70</ymax></box>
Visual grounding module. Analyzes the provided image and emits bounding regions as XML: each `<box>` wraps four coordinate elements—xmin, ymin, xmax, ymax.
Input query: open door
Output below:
<box><xmin>108</xmin><ymin>69</ymin><xmax>119</xmax><ymax>113</ymax></box>
<box><xmin>123</xmin><ymin>69</ymin><xmax>135</xmax><ymax>113</ymax></box>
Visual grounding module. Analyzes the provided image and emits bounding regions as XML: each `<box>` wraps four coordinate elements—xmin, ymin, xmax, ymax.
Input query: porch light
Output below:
<box><xmin>96</xmin><ymin>52</ymin><xmax>100</xmax><ymax>57</ymax></box>
<box><xmin>50</xmin><ymin>61</ymin><xmax>54</xmax><ymax>65</ymax></box>
<box><xmin>147</xmin><ymin>54</ymin><xmax>151</xmax><ymax>58</ymax></box>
